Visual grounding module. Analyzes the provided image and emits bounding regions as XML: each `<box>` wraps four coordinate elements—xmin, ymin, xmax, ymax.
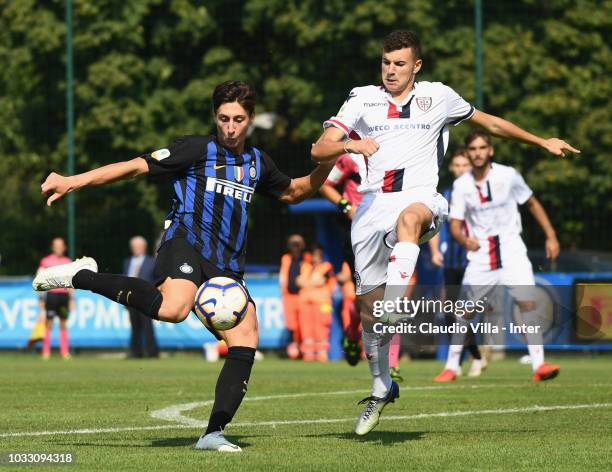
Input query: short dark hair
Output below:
<box><xmin>382</xmin><ymin>30</ymin><xmax>422</xmax><ymax>59</ymax></box>
<box><xmin>465</xmin><ymin>129</ymin><xmax>492</xmax><ymax>147</ymax></box>
<box><xmin>451</xmin><ymin>147</ymin><xmax>467</xmax><ymax>160</ymax></box>
<box><xmin>212</xmin><ymin>81</ymin><xmax>257</xmax><ymax>115</ymax></box>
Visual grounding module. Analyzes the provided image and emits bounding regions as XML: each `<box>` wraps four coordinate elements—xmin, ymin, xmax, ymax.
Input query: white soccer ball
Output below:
<box><xmin>194</xmin><ymin>277</ymin><xmax>249</xmax><ymax>331</ymax></box>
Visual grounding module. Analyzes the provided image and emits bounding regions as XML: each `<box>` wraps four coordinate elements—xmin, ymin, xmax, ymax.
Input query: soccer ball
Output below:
<box><xmin>194</xmin><ymin>277</ymin><xmax>249</xmax><ymax>331</ymax></box>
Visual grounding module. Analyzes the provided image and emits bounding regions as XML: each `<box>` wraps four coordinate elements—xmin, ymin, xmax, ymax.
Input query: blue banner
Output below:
<box><xmin>0</xmin><ymin>276</ymin><xmax>288</xmax><ymax>349</ymax></box>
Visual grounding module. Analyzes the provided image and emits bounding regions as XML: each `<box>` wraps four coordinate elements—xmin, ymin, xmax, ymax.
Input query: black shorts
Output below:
<box><xmin>154</xmin><ymin>238</ymin><xmax>255</xmax><ymax>340</ymax></box>
<box><xmin>45</xmin><ymin>293</ymin><xmax>70</xmax><ymax>320</ymax></box>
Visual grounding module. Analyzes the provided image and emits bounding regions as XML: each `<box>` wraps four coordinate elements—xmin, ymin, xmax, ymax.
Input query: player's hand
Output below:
<box><xmin>464</xmin><ymin>238</ymin><xmax>480</xmax><ymax>251</ymax></box>
<box><xmin>541</xmin><ymin>138</ymin><xmax>580</xmax><ymax>157</ymax></box>
<box><xmin>346</xmin><ymin>206</ymin><xmax>356</xmax><ymax>220</ymax></box>
<box><xmin>347</xmin><ymin>137</ymin><xmax>379</xmax><ymax>158</ymax></box>
<box><xmin>41</xmin><ymin>172</ymin><xmax>74</xmax><ymax>206</ymax></box>
<box><xmin>545</xmin><ymin>237</ymin><xmax>560</xmax><ymax>260</ymax></box>
<box><xmin>431</xmin><ymin>251</ymin><xmax>444</xmax><ymax>267</ymax></box>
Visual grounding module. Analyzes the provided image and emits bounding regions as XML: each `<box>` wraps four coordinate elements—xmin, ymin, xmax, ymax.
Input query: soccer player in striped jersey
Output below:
<box><xmin>311</xmin><ymin>30</ymin><xmax>579</xmax><ymax>436</ymax></box>
<box><xmin>33</xmin><ymin>81</ymin><xmax>337</xmax><ymax>452</ymax></box>
<box><xmin>435</xmin><ymin>130</ymin><xmax>560</xmax><ymax>383</ymax></box>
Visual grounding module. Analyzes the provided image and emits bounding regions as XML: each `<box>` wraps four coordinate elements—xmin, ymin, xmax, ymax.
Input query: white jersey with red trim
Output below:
<box><xmin>324</xmin><ymin>81</ymin><xmax>474</xmax><ymax>194</ymax></box>
<box><xmin>449</xmin><ymin>163</ymin><xmax>534</xmax><ymax>271</ymax></box>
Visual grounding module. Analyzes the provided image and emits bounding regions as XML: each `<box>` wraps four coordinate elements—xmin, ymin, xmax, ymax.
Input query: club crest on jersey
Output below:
<box><xmin>249</xmin><ymin>165</ymin><xmax>257</xmax><ymax>179</ymax></box>
<box><xmin>416</xmin><ymin>97</ymin><xmax>432</xmax><ymax>112</ymax></box>
<box><xmin>233</xmin><ymin>166</ymin><xmax>244</xmax><ymax>181</ymax></box>
<box><xmin>179</xmin><ymin>263</ymin><xmax>193</xmax><ymax>274</ymax></box>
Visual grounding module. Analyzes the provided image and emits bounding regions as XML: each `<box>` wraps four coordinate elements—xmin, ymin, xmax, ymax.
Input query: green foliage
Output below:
<box><xmin>0</xmin><ymin>0</ymin><xmax>609</xmax><ymax>273</ymax></box>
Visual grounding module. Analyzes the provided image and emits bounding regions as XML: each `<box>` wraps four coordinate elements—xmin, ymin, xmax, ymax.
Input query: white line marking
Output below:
<box><xmin>1</xmin><ymin>403</ymin><xmax>609</xmax><ymax>438</ymax></box>
<box><xmin>149</xmin><ymin>384</ymin><xmax>527</xmax><ymax>426</ymax></box>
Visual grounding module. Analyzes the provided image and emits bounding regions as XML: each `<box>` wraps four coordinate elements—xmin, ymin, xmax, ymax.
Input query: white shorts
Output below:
<box><xmin>462</xmin><ymin>252</ymin><xmax>536</xmax><ymax>303</ymax></box>
<box><xmin>351</xmin><ymin>189</ymin><xmax>448</xmax><ymax>295</ymax></box>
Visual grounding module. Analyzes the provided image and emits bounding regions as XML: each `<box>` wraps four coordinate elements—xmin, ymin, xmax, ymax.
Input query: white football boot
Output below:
<box><xmin>195</xmin><ymin>431</ymin><xmax>242</xmax><ymax>452</ymax></box>
<box><xmin>32</xmin><ymin>257</ymin><xmax>98</xmax><ymax>291</ymax></box>
<box><xmin>355</xmin><ymin>381</ymin><xmax>400</xmax><ymax>436</ymax></box>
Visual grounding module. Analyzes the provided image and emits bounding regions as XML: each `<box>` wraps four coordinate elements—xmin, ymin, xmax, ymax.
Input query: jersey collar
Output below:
<box><xmin>384</xmin><ymin>81</ymin><xmax>418</xmax><ymax>107</ymax></box>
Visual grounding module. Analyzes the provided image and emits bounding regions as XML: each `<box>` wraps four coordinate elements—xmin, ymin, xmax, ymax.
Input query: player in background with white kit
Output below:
<box><xmin>311</xmin><ymin>30</ymin><xmax>579</xmax><ymax>435</ymax></box>
<box><xmin>435</xmin><ymin>130</ymin><xmax>561</xmax><ymax>383</ymax></box>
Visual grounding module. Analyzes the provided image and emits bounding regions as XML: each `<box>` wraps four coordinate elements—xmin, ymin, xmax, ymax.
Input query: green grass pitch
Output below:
<box><xmin>1</xmin><ymin>353</ymin><xmax>610</xmax><ymax>471</ymax></box>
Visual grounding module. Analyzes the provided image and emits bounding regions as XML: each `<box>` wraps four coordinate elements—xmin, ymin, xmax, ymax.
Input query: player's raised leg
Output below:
<box><xmin>34</xmin><ymin>259</ymin><xmax>197</xmax><ymax>324</ymax></box>
<box><xmin>380</xmin><ymin>203</ymin><xmax>433</xmax><ymax>323</ymax></box>
<box><xmin>196</xmin><ymin>303</ymin><xmax>258</xmax><ymax>452</ymax></box>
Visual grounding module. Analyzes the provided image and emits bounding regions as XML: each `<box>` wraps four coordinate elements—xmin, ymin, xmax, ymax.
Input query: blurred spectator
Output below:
<box><xmin>297</xmin><ymin>245</ymin><xmax>336</xmax><ymax>362</ymax></box>
<box><xmin>279</xmin><ymin>234</ymin><xmax>310</xmax><ymax>359</ymax></box>
<box><xmin>37</xmin><ymin>237</ymin><xmax>74</xmax><ymax>359</ymax></box>
<box><xmin>123</xmin><ymin>236</ymin><xmax>158</xmax><ymax>359</ymax></box>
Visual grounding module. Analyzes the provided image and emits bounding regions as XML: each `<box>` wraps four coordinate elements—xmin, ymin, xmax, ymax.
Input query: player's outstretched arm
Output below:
<box><xmin>41</xmin><ymin>157</ymin><xmax>149</xmax><ymax>206</ymax></box>
<box><xmin>279</xmin><ymin>161</ymin><xmax>337</xmax><ymax>205</ymax></box>
<box><xmin>311</xmin><ymin>127</ymin><xmax>379</xmax><ymax>163</ymax></box>
<box><xmin>469</xmin><ymin>110</ymin><xmax>580</xmax><ymax>157</ymax></box>
<box><xmin>524</xmin><ymin>196</ymin><xmax>560</xmax><ymax>260</ymax></box>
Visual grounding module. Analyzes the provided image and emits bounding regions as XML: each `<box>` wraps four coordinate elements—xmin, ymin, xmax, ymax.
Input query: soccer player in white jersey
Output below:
<box><xmin>311</xmin><ymin>30</ymin><xmax>579</xmax><ymax>436</ymax></box>
<box><xmin>435</xmin><ymin>130</ymin><xmax>561</xmax><ymax>383</ymax></box>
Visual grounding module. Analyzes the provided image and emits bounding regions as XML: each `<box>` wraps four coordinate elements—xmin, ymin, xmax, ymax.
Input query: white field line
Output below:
<box><xmin>1</xmin><ymin>402</ymin><xmax>609</xmax><ymax>438</ymax></box>
<box><xmin>150</xmin><ymin>384</ymin><xmax>520</xmax><ymax>427</ymax></box>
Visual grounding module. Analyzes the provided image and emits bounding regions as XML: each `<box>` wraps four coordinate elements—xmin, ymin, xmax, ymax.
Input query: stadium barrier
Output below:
<box><xmin>0</xmin><ymin>276</ymin><xmax>289</xmax><ymax>350</ymax></box>
<box><xmin>1</xmin><ymin>271</ymin><xmax>610</xmax><ymax>352</ymax></box>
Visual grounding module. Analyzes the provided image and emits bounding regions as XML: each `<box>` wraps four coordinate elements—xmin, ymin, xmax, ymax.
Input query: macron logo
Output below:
<box><xmin>206</xmin><ymin>177</ymin><xmax>254</xmax><ymax>202</ymax></box>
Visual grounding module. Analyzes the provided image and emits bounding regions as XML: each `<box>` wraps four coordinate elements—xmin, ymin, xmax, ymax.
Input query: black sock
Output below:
<box><xmin>467</xmin><ymin>343</ymin><xmax>482</xmax><ymax>360</ymax></box>
<box><xmin>205</xmin><ymin>346</ymin><xmax>255</xmax><ymax>435</ymax></box>
<box><xmin>73</xmin><ymin>270</ymin><xmax>162</xmax><ymax>319</ymax></box>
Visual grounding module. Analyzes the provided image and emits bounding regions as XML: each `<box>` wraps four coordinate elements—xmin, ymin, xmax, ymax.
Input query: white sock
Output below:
<box><xmin>522</xmin><ymin>305</ymin><xmax>546</xmax><ymax>371</ymax></box>
<box><xmin>527</xmin><ymin>344</ymin><xmax>544</xmax><ymax>371</ymax></box>
<box><xmin>383</xmin><ymin>242</ymin><xmax>419</xmax><ymax>311</ymax></box>
<box><xmin>362</xmin><ymin>331</ymin><xmax>392</xmax><ymax>397</ymax></box>
<box><xmin>445</xmin><ymin>344</ymin><xmax>463</xmax><ymax>372</ymax></box>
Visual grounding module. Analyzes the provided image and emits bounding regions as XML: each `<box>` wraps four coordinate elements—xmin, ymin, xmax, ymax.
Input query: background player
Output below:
<box><xmin>319</xmin><ymin>149</ymin><xmax>362</xmax><ymax>364</ymax></box>
<box><xmin>430</xmin><ymin>149</ymin><xmax>487</xmax><ymax>378</ymax></box>
<box><xmin>311</xmin><ymin>30</ymin><xmax>579</xmax><ymax>435</ymax></box>
<box><xmin>37</xmin><ymin>237</ymin><xmax>75</xmax><ymax>360</ymax></box>
<box><xmin>435</xmin><ymin>130</ymin><xmax>560</xmax><ymax>382</ymax></box>
<box><xmin>33</xmin><ymin>81</ymin><xmax>337</xmax><ymax>452</ymax></box>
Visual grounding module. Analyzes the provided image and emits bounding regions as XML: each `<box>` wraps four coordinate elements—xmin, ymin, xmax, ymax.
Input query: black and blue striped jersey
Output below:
<box><xmin>144</xmin><ymin>135</ymin><xmax>291</xmax><ymax>277</ymax></box>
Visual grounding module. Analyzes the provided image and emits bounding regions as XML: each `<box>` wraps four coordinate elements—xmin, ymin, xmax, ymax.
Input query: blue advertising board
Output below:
<box><xmin>0</xmin><ymin>275</ymin><xmax>289</xmax><ymax>350</ymax></box>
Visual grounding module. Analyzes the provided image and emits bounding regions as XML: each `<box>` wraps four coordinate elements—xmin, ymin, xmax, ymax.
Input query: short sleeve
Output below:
<box><xmin>325</xmin><ymin>155</ymin><xmax>349</xmax><ymax>186</ymax></box>
<box><xmin>443</xmin><ymin>85</ymin><xmax>475</xmax><ymax>126</ymax></box>
<box><xmin>255</xmin><ymin>151</ymin><xmax>291</xmax><ymax>199</ymax></box>
<box><xmin>323</xmin><ymin>88</ymin><xmax>363</xmax><ymax>137</ymax></box>
<box><xmin>449</xmin><ymin>182</ymin><xmax>467</xmax><ymax>220</ymax></box>
<box><xmin>511</xmin><ymin>169</ymin><xmax>533</xmax><ymax>205</ymax></box>
<box><xmin>144</xmin><ymin>136</ymin><xmax>211</xmax><ymax>177</ymax></box>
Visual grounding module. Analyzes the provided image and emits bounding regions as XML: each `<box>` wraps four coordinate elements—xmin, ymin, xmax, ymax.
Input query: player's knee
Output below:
<box><xmin>397</xmin><ymin>210</ymin><xmax>422</xmax><ymax>234</ymax></box>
